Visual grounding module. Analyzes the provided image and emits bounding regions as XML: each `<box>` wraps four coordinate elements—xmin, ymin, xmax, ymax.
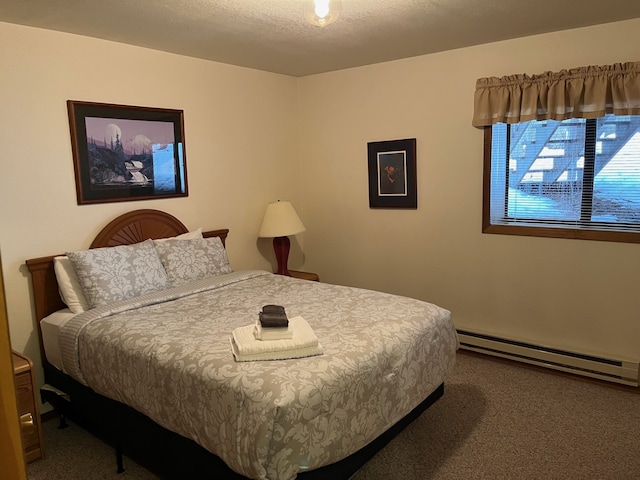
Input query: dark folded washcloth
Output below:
<box><xmin>259</xmin><ymin>312</ymin><xmax>289</xmax><ymax>328</ymax></box>
<box><xmin>259</xmin><ymin>311</ymin><xmax>289</xmax><ymax>328</ymax></box>
<box><xmin>262</xmin><ymin>304</ymin><xmax>286</xmax><ymax>315</ymax></box>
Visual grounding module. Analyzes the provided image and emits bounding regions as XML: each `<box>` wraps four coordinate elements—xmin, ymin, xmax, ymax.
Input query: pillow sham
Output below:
<box><xmin>66</xmin><ymin>239</ymin><xmax>169</xmax><ymax>309</ymax></box>
<box><xmin>154</xmin><ymin>227</ymin><xmax>203</xmax><ymax>242</ymax></box>
<box><xmin>153</xmin><ymin>236</ymin><xmax>233</xmax><ymax>287</ymax></box>
<box><xmin>53</xmin><ymin>256</ymin><xmax>90</xmax><ymax>314</ymax></box>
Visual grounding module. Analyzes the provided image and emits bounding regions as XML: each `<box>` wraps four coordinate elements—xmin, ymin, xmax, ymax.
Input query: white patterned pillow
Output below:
<box><xmin>153</xmin><ymin>237</ymin><xmax>233</xmax><ymax>287</ymax></box>
<box><xmin>54</xmin><ymin>256</ymin><xmax>90</xmax><ymax>314</ymax></box>
<box><xmin>154</xmin><ymin>228</ymin><xmax>203</xmax><ymax>242</ymax></box>
<box><xmin>66</xmin><ymin>239</ymin><xmax>169</xmax><ymax>309</ymax></box>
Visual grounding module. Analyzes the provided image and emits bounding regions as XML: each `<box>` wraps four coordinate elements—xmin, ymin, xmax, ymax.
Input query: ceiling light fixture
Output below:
<box><xmin>303</xmin><ymin>0</ymin><xmax>342</xmax><ymax>28</ymax></box>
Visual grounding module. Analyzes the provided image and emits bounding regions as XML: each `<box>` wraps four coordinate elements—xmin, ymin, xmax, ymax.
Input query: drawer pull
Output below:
<box><xmin>20</xmin><ymin>413</ymin><xmax>35</xmax><ymax>434</ymax></box>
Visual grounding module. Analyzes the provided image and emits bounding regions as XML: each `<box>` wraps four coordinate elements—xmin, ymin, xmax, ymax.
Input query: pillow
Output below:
<box><xmin>66</xmin><ymin>239</ymin><xmax>169</xmax><ymax>309</ymax></box>
<box><xmin>153</xmin><ymin>237</ymin><xmax>233</xmax><ymax>287</ymax></box>
<box><xmin>53</xmin><ymin>230</ymin><xmax>201</xmax><ymax>314</ymax></box>
<box><xmin>53</xmin><ymin>256</ymin><xmax>90</xmax><ymax>314</ymax></box>
<box><xmin>154</xmin><ymin>227</ymin><xmax>203</xmax><ymax>242</ymax></box>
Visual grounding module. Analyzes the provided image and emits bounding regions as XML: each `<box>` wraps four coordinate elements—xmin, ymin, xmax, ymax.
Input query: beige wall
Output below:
<box><xmin>298</xmin><ymin>19</ymin><xmax>640</xmax><ymax>362</ymax></box>
<box><xmin>2</xmin><ymin>17</ymin><xmax>639</xmax><ymax>393</ymax></box>
<box><xmin>0</xmin><ymin>22</ymin><xmax>301</xmax><ymax>381</ymax></box>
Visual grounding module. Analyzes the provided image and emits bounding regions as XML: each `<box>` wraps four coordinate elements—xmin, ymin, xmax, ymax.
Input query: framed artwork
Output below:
<box><xmin>367</xmin><ymin>138</ymin><xmax>417</xmax><ymax>208</ymax></box>
<box><xmin>67</xmin><ymin>100</ymin><xmax>188</xmax><ymax>205</ymax></box>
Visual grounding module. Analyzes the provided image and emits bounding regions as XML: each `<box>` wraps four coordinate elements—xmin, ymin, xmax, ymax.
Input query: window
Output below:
<box><xmin>484</xmin><ymin>115</ymin><xmax>640</xmax><ymax>242</ymax></box>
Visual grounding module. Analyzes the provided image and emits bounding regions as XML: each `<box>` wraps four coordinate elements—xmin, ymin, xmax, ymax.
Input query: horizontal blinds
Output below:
<box><xmin>592</xmin><ymin>116</ymin><xmax>640</xmax><ymax>230</ymax></box>
<box><xmin>489</xmin><ymin>115</ymin><xmax>640</xmax><ymax>233</ymax></box>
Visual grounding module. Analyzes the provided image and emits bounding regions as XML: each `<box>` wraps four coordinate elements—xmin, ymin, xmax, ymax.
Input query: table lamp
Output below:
<box><xmin>258</xmin><ymin>200</ymin><xmax>306</xmax><ymax>276</ymax></box>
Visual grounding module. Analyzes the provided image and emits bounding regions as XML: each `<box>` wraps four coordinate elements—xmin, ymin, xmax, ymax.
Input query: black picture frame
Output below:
<box><xmin>68</xmin><ymin>100</ymin><xmax>188</xmax><ymax>205</ymax></box>
<box><xmin>367</xmin><ymin>138</ymin><xmax>417</xmax><ymax>208</ymax></box>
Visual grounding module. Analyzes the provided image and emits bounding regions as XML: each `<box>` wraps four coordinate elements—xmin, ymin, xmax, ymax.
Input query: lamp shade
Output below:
<box><xmin>258</xmin><ymin>201</ymin><xmax>306</xmax><ymax>238</ymax></box>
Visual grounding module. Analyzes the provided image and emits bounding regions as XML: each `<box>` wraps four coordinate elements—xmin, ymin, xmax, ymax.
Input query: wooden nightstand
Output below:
<box><xmin>289</xmin><ymin>270</ymin><xmax>320</xmax><ymax>282</ymax></box>
<box><xmin>12</xmin><ymin>351</ymin><xmax>44</xmax><ymax>463</ymax></box>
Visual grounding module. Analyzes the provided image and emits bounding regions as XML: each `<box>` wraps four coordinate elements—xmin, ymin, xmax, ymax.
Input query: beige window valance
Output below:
<box><xmin>472</xmin><ymin>61</ymin><xmax>640</xmax><ymax>127</ymax></box>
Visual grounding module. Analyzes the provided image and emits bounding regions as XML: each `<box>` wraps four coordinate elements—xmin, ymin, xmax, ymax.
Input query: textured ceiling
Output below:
<box><xmin>1</xmin><ymin>0</ymin><xmax>640</xmax><ymax>77</ymax></box>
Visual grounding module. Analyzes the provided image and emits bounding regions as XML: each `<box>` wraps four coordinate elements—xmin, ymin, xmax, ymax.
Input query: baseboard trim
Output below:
<box><xmin>457</xmin><ymin>329</ymin><xmax>639</xmax><ymax>387</ymax></box>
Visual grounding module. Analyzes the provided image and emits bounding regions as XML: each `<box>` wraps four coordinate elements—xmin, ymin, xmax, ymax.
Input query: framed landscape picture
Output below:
<box><xmin>367</xmin><ymin>138</ymin><xmax>417</xmax><ymax>208</ymax></box>
<box><xmin>68</xmin><ymin>100</ymin><xmax>188</xmax><ymax>205</ymax></box>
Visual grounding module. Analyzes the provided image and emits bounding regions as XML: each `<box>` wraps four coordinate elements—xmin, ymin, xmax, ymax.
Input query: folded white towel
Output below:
<box><xmin>231</xmin><ymin>316</ymin><xmax>323</xmax><ymax>361</ymax></box>
<box><xmin>254</xmin><ymin>321</ymin><xmax>293</xmax><ymax>341</ymax></box>
<box><xmin>230</xmin><ymin>339</ymin><xmax>323</xmax><ymax>362</ymax></box>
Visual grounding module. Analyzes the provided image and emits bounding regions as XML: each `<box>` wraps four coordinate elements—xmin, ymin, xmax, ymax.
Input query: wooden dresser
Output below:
<box><xmin>12</xmin><ymin>351</ymin><xmax>44</xmax><ymax>463</ymax></box>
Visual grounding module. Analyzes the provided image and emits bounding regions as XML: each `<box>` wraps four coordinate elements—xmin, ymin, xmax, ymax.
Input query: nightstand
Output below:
<box><xmin>12</xmin><ymin>351</ymin><xmax>44</xmax><ymax>463</ymax></box>
<box><xmin>289</xmin><ymin>270</ymin><xmax>320</xmax><ymax>282</ymax></box>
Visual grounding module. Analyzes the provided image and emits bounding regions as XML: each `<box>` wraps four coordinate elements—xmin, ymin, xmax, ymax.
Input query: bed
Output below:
<box><xmin>25</xmin><ymin>209</ymin><xmax>458</xmax><ymax>480</ymax></box>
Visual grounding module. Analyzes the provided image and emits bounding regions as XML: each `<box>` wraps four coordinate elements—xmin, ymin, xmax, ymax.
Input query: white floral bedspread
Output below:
<box><xmin>58</xmin><ymin>270</ymin><xmax>458</xmax><ymax>480</ymax></box>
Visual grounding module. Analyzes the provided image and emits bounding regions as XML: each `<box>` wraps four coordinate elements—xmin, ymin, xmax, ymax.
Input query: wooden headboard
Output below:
<box><xmin>25</xmin><ymin>209</ymin><xmax>229</xmax><ymax>364</ymax></box>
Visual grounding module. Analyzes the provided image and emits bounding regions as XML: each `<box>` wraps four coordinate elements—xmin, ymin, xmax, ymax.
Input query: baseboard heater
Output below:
<box><xmin>457</xmin><ymin>330</ymin><xmax>639</xmax><ymax>387</ymax></box>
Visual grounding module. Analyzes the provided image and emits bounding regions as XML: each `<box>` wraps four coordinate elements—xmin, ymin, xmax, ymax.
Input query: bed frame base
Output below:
<box><xmin>41</xmin><ymin>362</ymin><xmax>444</xmax><ymax>479</ymax></box>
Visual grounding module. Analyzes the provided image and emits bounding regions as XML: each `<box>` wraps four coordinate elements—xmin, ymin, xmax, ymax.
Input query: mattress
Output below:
<box><xmin>51</xmin><ymin>270</ymin><xmax>458</xmax><ymax>480</ymax></box>
<box><xmin>40</xmin><ymin>308</ymin><xmax>76</xmax><ymax>371</ymax></box>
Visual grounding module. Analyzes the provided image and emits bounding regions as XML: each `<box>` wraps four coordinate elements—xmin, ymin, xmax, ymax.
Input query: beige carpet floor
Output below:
<box><xmin>27</xmin><ymin>352</ymin><xmax>640</xmax><ymax>479</ymax></box>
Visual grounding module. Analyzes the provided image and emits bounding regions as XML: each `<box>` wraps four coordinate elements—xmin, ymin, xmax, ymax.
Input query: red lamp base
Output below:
<box><xmin>273</xmin><ymin>236</ymin><xmax>291</xmax><ymax>276</ymax></box>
